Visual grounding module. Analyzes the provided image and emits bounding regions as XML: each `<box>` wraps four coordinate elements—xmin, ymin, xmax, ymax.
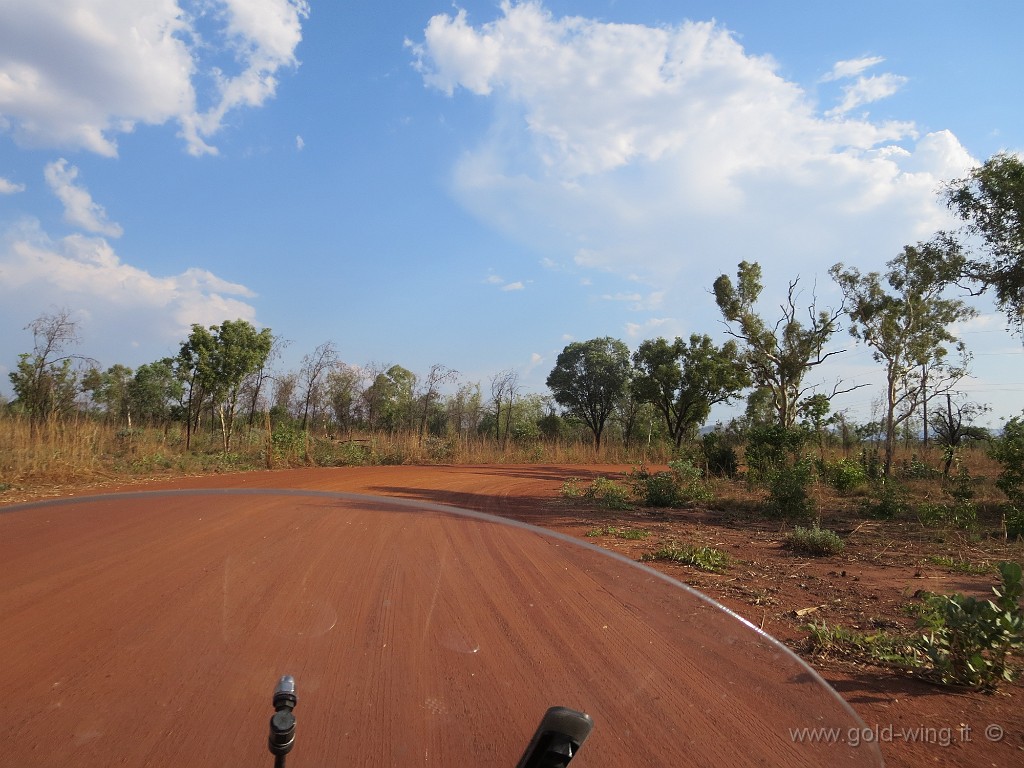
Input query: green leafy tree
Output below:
<box><xmin>831</xmin><ymin>240</ymin><xmax>975</xmax><ymax>476</ymax></box>
<box><xmin>713</xmin><ymin>261</ymin><xmax>845</xmax><ymax>428</ymax></box>
<box><xmin>362</xmin><ymin>364</ymin><xmax>416</xmax><ymax>432</ymax></box>
<box><xmin>82</xmin><ymin>364</ymin><xmax>134</xmax><ymax>424</ymax></box>
<box><xmin>632</xmin><ymin>334</ymin><xmax>749</xmax><ymax>448</ymax></box>
<box><xmin>128</xmin><ymin>358</ymin><xmax>183</xmax><ymax>426</ymax></box>
<box><xmin>944</xmin><ymin>153</ymin><xmax>1024</xmax><ymax>338</ymax></box>
<box><xmin>546</xmin><ymin>337</ymin><xmax>631</xmax><ymax>450</ymax></box>
<box><xmin>178</xmin><ymin>320</ymin><xmax>273</xmax><ymax>451</ymax></box>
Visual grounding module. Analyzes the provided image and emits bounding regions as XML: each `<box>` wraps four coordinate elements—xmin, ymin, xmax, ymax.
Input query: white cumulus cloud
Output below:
<box><xmin>0</xmin><ymin>176</ymin><xmax>26</xmax><ymax>194</ymax></box>
<box><xmin>410</xmin><ymin>1</ymin><xmax>975</xmax><ymax>293</ymax></box>
<box><xmin>0</xmin><ymin>217</ymin><xmax>260</xmax><ymax>368</ymax></box>
<box><xmin>44</xmin><ymin>159</ymin><xmax>124</xmax><ymax>237</ymax></box>
<box><xmin>0</xmin><ymin>0</ymin><xmax>309</xmax><ymax>157</ymax></box>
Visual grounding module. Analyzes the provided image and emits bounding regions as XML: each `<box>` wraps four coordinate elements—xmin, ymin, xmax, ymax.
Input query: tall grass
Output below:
<box><xmin>0</xmin><ymin>414</ymin><xmax>673</xmax><ymax>491</ymax></box>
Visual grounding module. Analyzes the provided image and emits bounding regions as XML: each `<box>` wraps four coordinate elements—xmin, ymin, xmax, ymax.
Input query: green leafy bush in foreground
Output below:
<box><xmin>918</xmin><ymin>561</ymin><xmax>1024</xmax><ymax>689</ymax></box>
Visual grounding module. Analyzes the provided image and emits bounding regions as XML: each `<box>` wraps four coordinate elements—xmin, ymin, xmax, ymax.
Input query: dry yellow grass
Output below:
<box><xmin>0</xmin><ymin>413</ymin><xmax>1012</xmax><ymax>519</ymax></box>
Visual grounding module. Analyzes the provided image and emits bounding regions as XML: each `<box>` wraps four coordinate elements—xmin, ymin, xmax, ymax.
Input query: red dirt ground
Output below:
<box><xmin>2</xmin><ymin>464</ymin><xmax>1022</xmax><ymax>766</ymax></box>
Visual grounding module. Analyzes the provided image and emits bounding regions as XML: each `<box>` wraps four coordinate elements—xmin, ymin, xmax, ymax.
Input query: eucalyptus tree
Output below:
<box><xmin>546</xmin><ymin>337</ymin><xmax>631</xmax><ymax>451</ymax></box>
<box><xmin>632</xmin><ymin>334</ymin><xmax>749</xmax><ymax>448</ymax></box>
<box><xmin>945</xmin><ymin>152</ymin><xmax>1024</xmax><ymax>338</ymax></box>
<box><xmin>831</xmin><ymin>240</ymin><xmax>975</xmax><ymax>476</ymax></box>
<box><xmin>713</xmin><ymin>261</ymin><xmax>845</xmax><ymax>428</ymax></box>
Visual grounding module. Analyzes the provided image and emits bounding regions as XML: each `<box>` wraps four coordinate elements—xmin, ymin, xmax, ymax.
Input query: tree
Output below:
<box><xmin>128</xmin><ymin>358</ymin><xmax>183</xmax><ymax>426</ymax></box>
<box><xmin>632</xmin><ymin>334</ymin><xmax>749</xmax><ymax>448</ymax></box>
<box><xmin>325</xmin><ymin>364</ymin><xmax>365</xmax><ymax>434</ymax></box>
<box><xmin>362</xmin><ymin>365</ymin><xmax>416</xmax><ymax>432</ymax></box>
<box><xmin>445</xmin><ymin>382</ymin><xmax>484</xmax><ymax>438</ymax></box>
<box><xmin>8</xmin><ymin>309</ymin><xmax>88</xmax><ymax>429</ymax></box>
<box><xmin>944</xmin><ymin>153</ymin><xmax>1024</xmax><ymax>338</ymax></box>
<box><xmin>546</xmin><ymin>337</ymin><xmax>631</xmax><ymax>451</ymax></box>
<box><xmin>489</xmin><ymin>369</ymin><xmax>520</xmax><ymax>449</ymax></box>
<box><xmin>831</xmin><ymin>240</ymin><xmax>975</xmax><ymax>476</ymax></box>
<box><xmin>298</xmin><ymin>341</ymin><xmax>339</xmax><ymax>431</ymax></box>
<box><xmin>416</xmin><ymin>364</ymin><xmax>457</xmax><ymax>443</ymax></box>
<box><xmin>82</xmin><ymin>364</ymin><xmax>134</xmax><ymax>425</ymax></box>
<box><xmin>930</xmin><ymin>396</ymin><xmax>991</xmax><ymax>476</ymax></box>
<box><xmin>270</xmin><ymin>372</ymin><xmax>299</xmax><ymax>421</ymax></box>
<box><xmin>177</xmin><ymin>320</ymin><xmax>273</xmax><ymax>450</ymax></box>
<box><xmin>243</xmin><ymin>334</ymin><xmax>288</xmax><ymax>428</ymax></box>
<box><xmin>713</xmin><ymin>262</ymin><xmax>845</xmax><ymax>428</ymax></box>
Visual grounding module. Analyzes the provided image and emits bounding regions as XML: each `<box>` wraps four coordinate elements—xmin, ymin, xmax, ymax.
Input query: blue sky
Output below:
<box><xmin>1</xmin><ymin>1</ymin><xmax>1022</xmax><ymax>426</ymax></box>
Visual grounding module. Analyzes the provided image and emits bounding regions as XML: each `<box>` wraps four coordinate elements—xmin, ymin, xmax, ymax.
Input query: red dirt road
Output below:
<box><xmin>0</xmin><ymin>466</ymin><xmax>882</xmax><ymax>766</ymax></box>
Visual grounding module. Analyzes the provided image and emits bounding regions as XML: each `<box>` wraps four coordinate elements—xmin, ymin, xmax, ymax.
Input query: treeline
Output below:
<box><xmin>4</xmin><ymin>153</ymin><xmax>1023</xmax><ymax>473</ymax></box>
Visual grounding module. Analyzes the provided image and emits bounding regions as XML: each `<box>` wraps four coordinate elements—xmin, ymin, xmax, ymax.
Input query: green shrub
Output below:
<box><xmin>763</xmin><ymin>459</ymin><xmax>816</xmax><ymax>523</ymax></box>
<box><xmin>901</xmin><ymin>455</ymin><xmax>941</xmax><ymax>480</ymax></box>
<box><xmin>858</xmin><ymin>447</ymin><xmax>883</xmax><ymax>480</ymax></box>
<box><xmin>584</xmin><ymin>476</ymin><xmax>634</xmax><ymax>510</ymax></box>
<box><xmin>804</xmin><ymin>622</ymin><xmax>920</xmax><ymax>666</ymax></box>
<box><xmin>641</xmin><ymin>543</ymin><xmax>729</xmax><ymax>572</ymax></box>
<box><xmin>560</xmin><ymin>477</ymin><xmax>585</xmax><ymax>499</ymax></box>
<box><xmin>860</xmin><ymin>479</ymin><xmax>908</xmax><ymax>520</ymax></box>
<box><xmin>916</xmin><ymin>502</ymin><xmax>977</xmax><ymax>531</ymax></box>
<box><xmin>744</xmin><ymin>425</ymin><xmax>808</xmax><ymax>485</ymax></box>
<box><xmin>918</xmin><ymin>561</ymin><xmax>1024</xmax><ymax>689</ymax></box>
<box><xmin>702</xmin><ymin>432</ymin><xmax>738</xmax><ymax>478</ymax></box>
<box><xmin>1004</xmin><ymin>505</ymin><xmax>1024</xmax><ymax>540</ymax></box>
<box><xmin>626</xmin><ymin>460</ymin><xmax>713</xmax><ymax>508</ymax></box>
<box><xmin>640</xmin><ymin>470</ymin><xmax>685</xmax><ymax>507</ymax></box>
<box><xmin>991</xmin><ymin>416</ymin><xmax>1024</xmax><ymax>507</ymax></box>
<box><xmin>820</xmin><ymin>457</ymin><xmax>867</xmax><ymax>495</ymax></box>
<box><xmin>942</xmin><ymin>465</ymin><xmax>978</xmax><ymax>529</ymax></box>
<box><xmin>784</xmin><ymin>526</ymin><xmax>844</xmax><ymax>556</ymax></box>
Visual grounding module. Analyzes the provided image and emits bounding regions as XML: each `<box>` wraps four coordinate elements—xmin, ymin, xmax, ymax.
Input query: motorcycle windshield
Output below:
<box><xmin>1</xmin><ymin>489</ymin><xmax>882</xmax><ymax>766</ymax></box>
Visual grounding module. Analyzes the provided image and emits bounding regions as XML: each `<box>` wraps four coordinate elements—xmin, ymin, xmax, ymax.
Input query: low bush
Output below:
<box><xmin>784</xmin><ymin>526</ymin><xmax>844</xmax><ymax>556</ymax></box>
<box><xmin>586</xmin><ymin>525</ymin><xmax>649</xmax><ymax>540</ymax></box>
<box><xmin>584</xmin><ymin>476</ymin><xmax>634</xmax><ymax>510</ymax></box>
<box><xmin>860</xmin><ymin>480</ymin><xmax>909</xmax><ymax>520</ymax></box>
<box><xmin>626</xmin><ymin>460</ymin><xmax>713</xmax><ymax>508</ymax></box>
<box><xmin>819</xmin><ymin>457</ymin><xmax>868</xmax><ymax>495</ymax></box>
<box><xmin>641</xmin><ymin>543</ymin><xmax>729</xmax><ymax>572</ymax></box>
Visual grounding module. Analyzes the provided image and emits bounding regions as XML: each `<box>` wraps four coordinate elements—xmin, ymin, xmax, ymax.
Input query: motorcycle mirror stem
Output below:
<box><xmin>268</xmin><ymin>675</ymin><xmax>298</xmax><ymax>768</ymax></box>
<box><xmin>516</xmin><ymin>706</ymin><xmax>594</xmax><ymax>768</ymax></box>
